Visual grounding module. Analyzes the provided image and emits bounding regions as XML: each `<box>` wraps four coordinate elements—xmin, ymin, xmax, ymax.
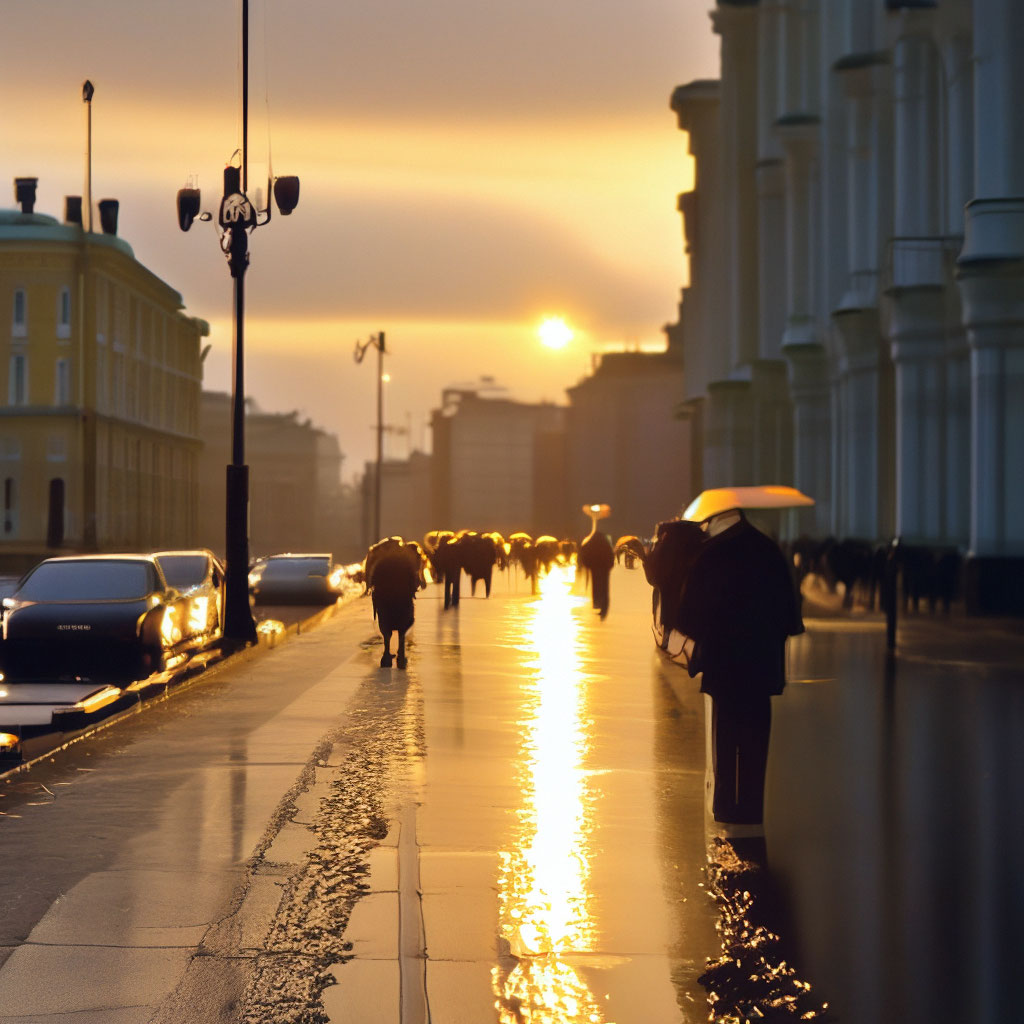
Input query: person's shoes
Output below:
<box><xmin>380</xmin><ymin>652</ymin><xmax>393</xmax><ymax>668</ymax></box>
<box><xmin>396</xmin><ymin>654</ymin><xmax>408</xmax><ymax>669</ymax></box>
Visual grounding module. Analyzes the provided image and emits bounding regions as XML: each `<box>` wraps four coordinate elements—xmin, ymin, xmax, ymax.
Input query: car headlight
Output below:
<box><xmin>160</xmin><ymin>607</ymin><xmax>181</xmax><ymax>645</ymax></box>
<box><xmin>0</xmin><ymin>731</ymin><xmax>20</xmax><ymax>751</ymax></box>
<box><xmin>189</xmin><ymin>597</ymin><xmax>209</xmax><ymax>633</ymax></box>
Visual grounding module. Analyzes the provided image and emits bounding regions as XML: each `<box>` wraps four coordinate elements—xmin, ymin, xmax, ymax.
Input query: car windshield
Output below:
<box><xmin>157</xmin><ymin>555</ymin><xmax>208</xmax><ymax>588</ymax></box>
<box><xmin>262</xmin><ymin>557</ymin><xmax>330</xmax><ymax>579</ymax></box>
<box><xmin>16</xmin><ymin>560</ymin><xmax>154</xmax><ymax>601</ymax></box>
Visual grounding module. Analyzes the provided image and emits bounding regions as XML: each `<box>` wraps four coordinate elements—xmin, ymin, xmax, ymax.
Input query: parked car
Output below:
<box><xmin>248</xmin><ymin>553</ymin><xmax>345</xmax><ymax>606</ymax></box>
<box><xmin>0</xmin><ymin>555</ymin><xmax>194</xmax><ymax>683</ymax></box>
<box><xmin>0</xmin><ymin>679</ymin><xmax>131</xmax><ymax>765</ymax></box>
<box><xmin>151</xmin><ymin>549</ymin><xmax>225</xmax><ymax>646</ymax></box>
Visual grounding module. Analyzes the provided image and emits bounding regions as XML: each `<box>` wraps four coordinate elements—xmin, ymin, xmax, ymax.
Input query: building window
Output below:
<box><xmin>4</xmin><ymin>477</ymin><xmax>16</xmax><ymax>536</ymax></box>
<box><xmin>96</xmin><ymin>347</ymin><xmax>107</xmax><ymax>409</ymax></box>
<box><xmin>57</xmin><ymin>287</ymin><xmax>72</xmax><ymax>339</ymax></box>
<box><xmin>8</xmin><ymin>354</ymin><xmax>27</xmax><ymax>405</ymax></box>
<box><xmin>112</xmin><ymin>353</ymin><xmax>124</xmax><ymax>415</ymax></box>
<box><xmin>55</xmin><ymin>358</ymin><xmax>71</xmax><ymax>406</ymax></box>
<box><xmin>96</xmin><ymin>278</ymin><xmax>107</xmax><ymax>342</ymax></box>
<box><xmin>46</xmin><ymin>477</ymin><xmax>65</xmax><ymax>548</ymax></box>
<box><xmin>12</xmin><ymin>289</ymin><xmax>27</xmax><ymax>337</ymax></box>
<box><xmin>47</xmin><ymin>436</ymin><xmax>68</xmax><ymax>462</ymax></box>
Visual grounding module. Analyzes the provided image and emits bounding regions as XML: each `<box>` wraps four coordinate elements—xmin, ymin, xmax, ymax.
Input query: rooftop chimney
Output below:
<box><xmin>14</xmin><ymin>177</ymin><xmax>38</xmax><ymax>214</ymax></box>
<box><xmin>64</xmin><ymin>196</ymin><xmax>83</xmax><ymax>226</ymax></box>
<box><xmin>98</xmin><ymin>198</ymin><xmax>119</xmax><ymax>235</ymax></box>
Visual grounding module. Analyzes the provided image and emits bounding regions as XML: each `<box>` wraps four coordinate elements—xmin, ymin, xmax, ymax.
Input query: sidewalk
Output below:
<box><xmin>1</xmin><ymin>570</ymin><xmax>1018</xmax><ymax>1023</ymax></box>
<box><xmin>758</xmin><ymin>600</ymin><xmax>1024</xmax><ymax>1024</ymax></box>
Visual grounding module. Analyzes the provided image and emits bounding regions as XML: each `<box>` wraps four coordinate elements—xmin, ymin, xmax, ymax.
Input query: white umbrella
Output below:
<box><xmin>681</xmin><ymin>485</ymin><xmax>815</xmax><ymax>522</ymax></box>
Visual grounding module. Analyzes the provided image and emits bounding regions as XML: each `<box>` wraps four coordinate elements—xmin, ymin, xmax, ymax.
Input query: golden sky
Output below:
<box><xmin>3</xmin><ymin>0</ymin><xmax>717</xmax><ymax>475</ymax></box>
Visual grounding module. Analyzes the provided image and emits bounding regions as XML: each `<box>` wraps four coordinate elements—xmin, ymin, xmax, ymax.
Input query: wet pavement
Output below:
<box><xmin>0</xmin><ymin>564</ymin><xmax>1020</xmax><ymax>1023</ymax></box>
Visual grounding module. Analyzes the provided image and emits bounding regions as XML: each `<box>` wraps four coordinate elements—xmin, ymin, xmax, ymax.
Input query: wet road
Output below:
<box><xmin>0</xmin><ymin>567</ymin><xmax>719</xmax><ymax>1023</ymax></box>
<box><xmin>770</xmin><ymin>614</ymin><xmax>1024</xmax><ymax>1024</ymax></box>
<box><xmin>0</xmin><ymin>564</ymin><xmax>1020</xmax><ymax>1023</ymax></box>
<box><xmin>321</xmin><ymin>566</ymin><xmax>720</xmax><ymax>1023</ymax></box>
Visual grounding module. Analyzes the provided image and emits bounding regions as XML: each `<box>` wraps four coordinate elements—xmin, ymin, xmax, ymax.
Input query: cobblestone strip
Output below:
<box><xmin>239</xmin><ymin>673</ymin><xmax>424</xmax><ymax>1024</ymax></box>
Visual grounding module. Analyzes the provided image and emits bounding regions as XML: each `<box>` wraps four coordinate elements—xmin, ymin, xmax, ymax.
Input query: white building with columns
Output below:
<box><xmin>671</xmin><ymin>0</ymin><xmax>1024</xmax><ymax>613</ymax></box>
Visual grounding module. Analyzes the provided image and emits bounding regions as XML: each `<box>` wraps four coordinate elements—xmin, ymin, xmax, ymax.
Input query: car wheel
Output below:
<box><xmin>143</xmin><ymin>645</ymin><xmax>167</xmax><ymax>676</ymax></box>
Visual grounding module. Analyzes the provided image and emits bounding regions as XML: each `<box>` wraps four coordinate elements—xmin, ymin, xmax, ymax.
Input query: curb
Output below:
<box><xmin>0</xmin><ymin>590</ymin><xmax>363</xmax><ymax>780</ymax></box>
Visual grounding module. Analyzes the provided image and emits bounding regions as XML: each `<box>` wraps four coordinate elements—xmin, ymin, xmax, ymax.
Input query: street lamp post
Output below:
<box><xmin>354</xmin><ymin>331</ymin><xmax>386</xmax><ymax>543</ymax></box>
<box><xmin>175</xmin><ymin>0</ymin><xmax>299</xmax><ymax>645</ymax></box>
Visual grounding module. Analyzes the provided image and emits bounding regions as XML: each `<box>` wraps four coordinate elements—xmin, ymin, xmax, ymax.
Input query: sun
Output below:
<box><xmin>537</xmin><ymin>317</ymin><xmax>574</xmax><ymax>350</ymax></box>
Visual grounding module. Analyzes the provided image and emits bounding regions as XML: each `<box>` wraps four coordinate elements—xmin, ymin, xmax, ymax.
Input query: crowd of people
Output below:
<box><xmin>359</xmin><ymin>509</ymin><xmax>806</xmax><ymax>837</ymax></box>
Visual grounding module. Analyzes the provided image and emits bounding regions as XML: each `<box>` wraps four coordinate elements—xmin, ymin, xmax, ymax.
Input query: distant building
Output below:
<box><xmin>198</xmin><ymin>392</ymin><xmax>345</xmax><ymax>559</ymax></box>
<box><xmin>430</xmin><ymin>386</ymin><xmax>567</xmax><ymax>538</ymax></box>
<box><xmin>360</xmin><ymin>450</ymin><xmax>434</xmax><ymax>549</ymax></box>
<box><xmin>565</xmin><ymin>345</ymin><xmax>691</xmax><ymax>541</ymax></box>
<box><xmin>672</xmin><ymin>0</ymin><xmax>1024</xmax><ymax>611</ymax></box>
<box><xmin>0</xmin><ymin>178</ymin><xmax>207</xmax><ymax>570</ymax></box>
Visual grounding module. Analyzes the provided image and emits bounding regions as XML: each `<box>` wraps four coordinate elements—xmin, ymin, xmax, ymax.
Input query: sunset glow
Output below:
<box><xmin>537</xmin><ymin>317</ymin><xmax>574</xmax><ymax>350</ymax></box>
<box><xmin>0</xmin><ymin>0</ymin><xmax>717</xmax><ymax>474</ymax></box>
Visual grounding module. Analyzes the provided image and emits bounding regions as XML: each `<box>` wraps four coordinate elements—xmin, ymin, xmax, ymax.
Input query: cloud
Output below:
<box><xmin>2</xmin><ymin>0</ymin><xmax>718</xmax><ymax>124</ymax></box>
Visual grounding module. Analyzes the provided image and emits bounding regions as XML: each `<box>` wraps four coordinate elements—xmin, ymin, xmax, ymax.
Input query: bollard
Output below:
<box><xmin>884</xmin><ymin>537</ymin><xmax>900</xmax><ymax>653</ymax></box>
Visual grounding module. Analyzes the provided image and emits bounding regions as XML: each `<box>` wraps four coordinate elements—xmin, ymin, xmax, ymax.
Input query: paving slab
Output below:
<box><xmin>322</xmin><ymin>961</ymin><xmax>400</xmax><ymax>1024</ymax></box>
<box><xmin>343</xmin><ymin>893</ymin><xmax>400</xmax><ymax>960</ymax></box>
<box><xmin>1</xmin><ymin>1009</ymin><xmax>153</xmax><ymax>1024</ymax></box>
<box><xmin>27</xmin><ymin>869</ymin><xmax>238</xmax><ymax>948</ymax></box>
<box><xmin>424</xmin><ymin>961</ymin><xmax>497</xmax><ymax>1023</ymax></box>
<box><xmin>0</xmin><ymin>945</ymin><xmax>192</xmax><ymax>1016</ymax></box>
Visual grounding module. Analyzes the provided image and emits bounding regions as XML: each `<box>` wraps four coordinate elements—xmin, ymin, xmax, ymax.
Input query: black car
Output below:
<box><xmin>248</xmin><ymin>553</ymin><xmax>346</xmax><ymax>606</ymax></box>
<box><xmin>152</xmin><ymin>549</ymin><xmax>225</xmax><ymax>647</ymax></box>
<box><xmin>0</xmin><ymin>555</ymin><xmax>193</xmax><ymax>683</ymax></box>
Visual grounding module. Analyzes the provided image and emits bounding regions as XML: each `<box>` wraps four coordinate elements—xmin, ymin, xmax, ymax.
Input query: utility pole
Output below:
<box><xmin>175</xmin><ymin>0</ymin><xmax>299</xmax><ymax>644</ymax></box>
<box><xmin>354</xmin><ymin>331</ymin><xmax>387</xmax><ymax>542</ymax></box>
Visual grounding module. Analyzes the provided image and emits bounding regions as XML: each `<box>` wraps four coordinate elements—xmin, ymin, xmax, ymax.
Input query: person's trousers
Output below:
<box><xmin>591</xmin><ymin>569</ymin><xmax>610</xmax><ymax>615</ymax></box>
<box><xmin>709</xmin><ymin>693</ymin><xmax>772</xmax><ymax>824</ymax></box>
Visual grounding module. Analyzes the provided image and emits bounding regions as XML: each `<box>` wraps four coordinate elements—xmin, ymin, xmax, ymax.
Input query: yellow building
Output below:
<box><xmin>0</xmin><ymin>178</ymin><xmax>207</xmax><ymax>570</ymax></box>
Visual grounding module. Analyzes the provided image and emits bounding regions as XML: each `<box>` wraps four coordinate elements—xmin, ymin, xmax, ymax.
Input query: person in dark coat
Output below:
<box><xmin>644</xmin><ymin>519</ymin><xmax>705</xmax><ymax>649</ymax></box>
<box><xmin>578</xmin><ymin>527</ymin><xmax>615</xmax><ymax>618</ymax></box>
<box><xmin>368</xmin><ymin>544</ymin><xmax>423</xmax><ymax>669</ymax></box>
<box><xmin>675</xmin><ymin>509</ymin><xmax>803</xmax><ymax>826</ymax></box>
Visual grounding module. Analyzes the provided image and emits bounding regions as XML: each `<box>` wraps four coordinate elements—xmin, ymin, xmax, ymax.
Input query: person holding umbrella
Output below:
<box><xmin>578</xmin><ymin>503</ymin><xmax>615</xmax><ymax>618</ymax></box>
<box><xmin>675</xmin><ymin>487</ymin><xmax>809</xmax><ymax>834</ymax></box>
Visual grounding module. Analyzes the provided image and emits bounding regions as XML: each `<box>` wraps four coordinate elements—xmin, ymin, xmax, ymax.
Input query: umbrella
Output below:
<box><xmin>681</xmin><ymin>485</ymin><xmax>815</xmax><ymax>522</ymax></box>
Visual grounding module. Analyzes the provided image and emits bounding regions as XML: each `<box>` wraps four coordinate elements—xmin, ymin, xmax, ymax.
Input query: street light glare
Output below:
<box><xmin>538</xmin><ymin>317</ymin><xmax>573</xmax><ymax>350</ymax></box>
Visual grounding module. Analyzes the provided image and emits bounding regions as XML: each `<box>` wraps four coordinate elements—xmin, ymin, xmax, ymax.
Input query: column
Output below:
<box><xmin>779</xmin><ymin>116</ymin><xmax>830</xmax><ymax>526</ymax></box>
<box><xmin>785</xmin><ymin>345</ymin><xmax>831</xmax><ymax>535</ymax></box>
<box><xmin>887</xmin><ymin>28</ymin><xmax>949</xmax><ymax>543</ymax></box>
<box><xmin>703</xmin><ymin>381</ymin><xmax>754</xmax><ymax>489</ymax></box>
<box><xmin>713</xmin><ymin>1</ymin><xmax>761</xmax><ymax>372</ymax></box>
<box><xmin>957</xmin><ymin>0</ymin><xmax>1024</xmax><ymax>612</ymax></box>
<box><xmin>832</xmin><ymin>52</ymin><xmax>893</xmax><ymax>541</ymax></box>
<box><xmin>943</xmin><ymin>32</ymin><xmax>973</xmax><ymax>544</ymax></box>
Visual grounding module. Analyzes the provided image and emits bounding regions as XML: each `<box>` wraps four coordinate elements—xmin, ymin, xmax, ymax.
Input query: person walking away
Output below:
<box><xmin>578</xmin><ymin>527</ymin><xmax>615</xmax><ymax>618</ymax></box>
<box><xmin>675</xmin><ymin>508</ymin><xmax>803</xmax><ymax>833</ymax></box>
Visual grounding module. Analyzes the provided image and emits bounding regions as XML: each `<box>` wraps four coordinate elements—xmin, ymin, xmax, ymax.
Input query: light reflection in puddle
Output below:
<box><xmin>493</xmin><ymin>564</ymin><xmax>608</xmax><ymax>1023</ymax></box>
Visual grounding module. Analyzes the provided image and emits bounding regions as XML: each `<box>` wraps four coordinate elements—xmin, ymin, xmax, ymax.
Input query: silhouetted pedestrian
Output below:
<box><xmin>578</xmin><ymin>528</ymin><xmax>614</xmax><ymax>617</ymax></box>
<box><xmin>676</xmin><ymin>509</ymin><xmax>803</xmax><ymax>827</ymax></box>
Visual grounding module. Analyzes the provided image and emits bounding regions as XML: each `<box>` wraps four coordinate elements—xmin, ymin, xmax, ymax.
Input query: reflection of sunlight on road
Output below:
<box><xmin>493</xmin><ymin>563</ymin><xmax>606</xmax><ymax>1023</ymax></box>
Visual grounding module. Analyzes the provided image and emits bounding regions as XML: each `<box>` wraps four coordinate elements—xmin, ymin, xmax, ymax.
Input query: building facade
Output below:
<box><xmin>565</xmin><ymin>347</ymin><xmax>692</xmax><ymax>541</ymax></box>
<box><xmin>198</xmin><ymin>393</ymin><xmax>346</xmax><ymax>560</ymax></box>
<box><xmin>0</xmin><ymin>179</ymin><xmax>207</xmax><ymax>569</ymax></box>
<box><xmin>673</xmin><ymin>0</ymin><xmax>1023</xmax><ymax>611</ymax></box>
<box><xmin>429</xmin><ymin>387</ymin><xmax>567</xmax><ymax>539</ymax></box>
<box><xmin>360</xmin><ymin>450</ymin><xmax>434</xmax><ymax>550</ymax></box>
